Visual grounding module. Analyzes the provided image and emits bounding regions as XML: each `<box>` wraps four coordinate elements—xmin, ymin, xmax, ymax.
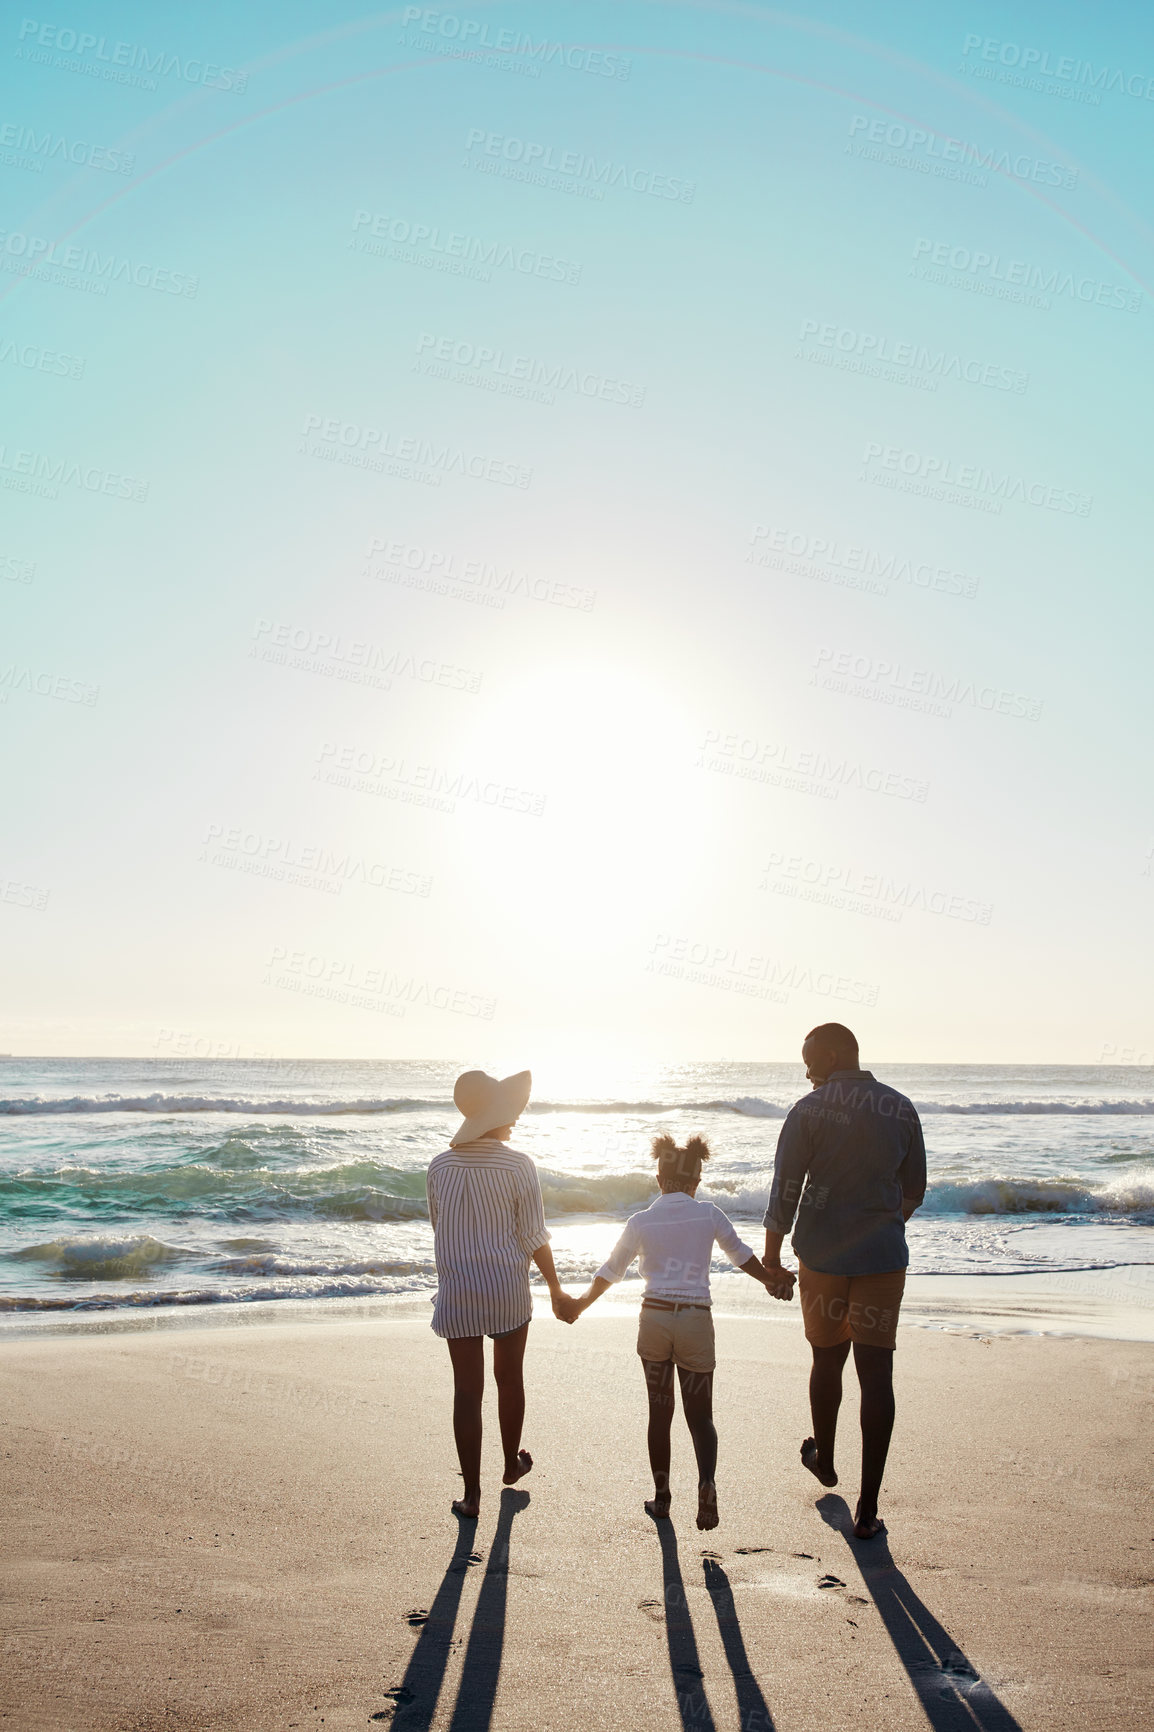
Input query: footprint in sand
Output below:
<box><xmin>817</xmin><ymin>1574</ymin><xmax>847</xmax><ymax>1589</ymax></box>
<box><xmin>404</xmin><ymin>1608</ymin><xmax>429</xmax><ymax>1626</ymax></box>
<box><xmin>371</xmin><ymin>1687</ymin><xmax>416</xmax><ymax>1721</ymax></box>
<box><xmin>735</xmin><ymin>1545</ymin><xmax>774</xmax><ymax>1555</ymax></box>
<box><xmin>449</xmin><ymin>1551</ymin><xmax>483</xmax><ymax>1574</ymax></box>
<box><xmin>791</xmin><ymin>1551</ymin><xmax>816</xmax><ymax>1560</ymax></box>
<box><xmin>637</xmin><ymin>1598</ymin><xmax>665</xmax><ymax>1622</ymax></box>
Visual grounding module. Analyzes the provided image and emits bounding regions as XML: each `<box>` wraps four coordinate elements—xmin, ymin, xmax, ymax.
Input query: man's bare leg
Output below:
<box><xmin>677</xmin><ymin>1366</ymin><xmax>719</xmax><ymax>1530</ymax></box>
<box><xmin>493</xmin><ymin>1323</ymin><xmax>534</xmax><ymax>1485</ymax></box>
<box><xmin>853</xmin><ymin>1342</ymin><xmax>894</xmax><ymax>1537</ymax></box>
<box><xmin>643</xmin><ymin>1359</ymin><xmax>675</xmax><ymax>1517</ymax></box>
<box><xmin>802</xmin><ymin>1340</ymin><xmax>851</xmax><ymax>1487</ymax></box>
<box><xmin>446</xmin><ymin>1335</ymin><xmax>485</xmax><ymax>1517</ymax></box>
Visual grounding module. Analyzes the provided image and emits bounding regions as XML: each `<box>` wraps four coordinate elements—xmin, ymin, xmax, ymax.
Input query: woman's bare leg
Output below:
<box><xmin>492</xmin><ymin>1323</ymin><xmax>533</xmax><ymax>1484</ymax></box>
<box><xmin>446</xmin><ymin>1336</ymin><xmax>485</xmax><ymax>1516</ymax></box>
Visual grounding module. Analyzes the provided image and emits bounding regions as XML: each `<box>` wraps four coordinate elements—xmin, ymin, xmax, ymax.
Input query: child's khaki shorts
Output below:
<box><xmin>636</xmin><ymin>1303</ymin><xmax>716</xmax><ymax>1372</ymax></box>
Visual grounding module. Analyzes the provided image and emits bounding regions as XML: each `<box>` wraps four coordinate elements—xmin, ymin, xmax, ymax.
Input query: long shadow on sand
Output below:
<box><xmin>702</xmin><ymin>1557</ymin><xmax>776</xmax><ymax>1732</ymax></box>
<box><xmin>448</xmin><ymin>1488</ymin><xmax>530</xmax><ymax>1731</ymax></box>
<box><xmin>390</xmin><ymin>1490</ymin><xmax>529</xmax><ymax>1732</ymax></box>
<box><xmin>816</xmin><ymin>1495</ymin><xmax>1023</xmax><ymax>1731</ymax></box>
<box><xmin>654</xmin><ymin>1521</ymin><xmax>718</xmax><ymax>1731</ymax></box>
<box><xmin>389</xmin><ymin>1512</ymin><xmax>481</xmax><ymax>1730</ymax></box>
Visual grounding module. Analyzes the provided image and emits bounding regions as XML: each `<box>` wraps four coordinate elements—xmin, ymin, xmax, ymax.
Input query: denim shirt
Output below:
<box><xmin>763</xmin><ymin>1071</ymin><xmax>926</xmax><ymax>1276</ymax></box>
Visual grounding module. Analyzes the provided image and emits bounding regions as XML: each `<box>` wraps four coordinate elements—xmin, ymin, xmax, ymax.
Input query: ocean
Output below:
<box><xmin>2</xmin><ymin>1058</ymin><xmax>1153</xmax><ymax>1329</ymax></box>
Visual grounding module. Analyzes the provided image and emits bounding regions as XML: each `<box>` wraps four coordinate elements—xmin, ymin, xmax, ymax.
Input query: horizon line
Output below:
<box><xmin>0</xmin><ymin>1054</ymin><xmax>1148</xmax><ymax>1068</ymax></box>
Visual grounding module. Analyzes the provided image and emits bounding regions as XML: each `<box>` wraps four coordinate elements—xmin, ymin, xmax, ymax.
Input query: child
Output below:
<box><xmin>568</xmin><ymin>1134</ymin><xmax>793</xmax><ymax>1527</ymax></box>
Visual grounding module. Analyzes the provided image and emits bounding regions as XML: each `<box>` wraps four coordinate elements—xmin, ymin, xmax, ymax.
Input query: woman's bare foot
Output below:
<box><xmin>502</xmin><ymin>1449</ymin><xmax>533</xmax><ymax>1486</ymax></box>
<box><xmin>800</xmin><ymin>1437</ymin><xmax>838</xmax><ymax>1487</ymax></box>
<box><xmin>451</xmin><ymin>1494</ymin><xmax>480</xmax><ymax>1519</ymax></box>
<box><xmin>644</xmin><ymin>1494</ymin><xmax>671</xmax><ymax>1520</ymax></box>
<box><xmin>853</xmin><ymin>1500</ymin><xmax>883</xmax><ymax>1539</ymax></box>
<box><xmin>696</xmin><ymin>1482</ymin><xmax>719</xmax><ymax>1530</ymax></box>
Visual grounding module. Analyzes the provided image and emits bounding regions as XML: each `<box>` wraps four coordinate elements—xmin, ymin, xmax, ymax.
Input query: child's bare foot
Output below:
<box><xmin>644</xmin><ymin>1494</ymin><xmax>671</xmax><ymax>1520</ymax></box>
<box><xmin>853</xmin><ymin>1500</ymin><xmax>884</xmax><ymax>1539</ymax></box>
<box><xmin>696</xmin><ymin>1482</ymin><xmax>719</xmax><ymax>1530</ymax></box>
<box><xmin>502</xmin><ymin>1449</ymin><xmax>533</xmax><ymax>1486</ymax></box>
<box><xmin>800</xmin><ymin>1437</ymin><xmax>838</xmax><ymax>1487</ymax></box>
<box><xmin>451</xmin><ymin>1493</ymin><xmax>480</xmax><ymax>1519</ymax></box>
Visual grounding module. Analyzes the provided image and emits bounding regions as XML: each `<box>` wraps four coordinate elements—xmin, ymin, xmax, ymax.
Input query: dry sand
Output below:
<box><xmin>2</xmin><ymin>1304</ymin><xmax>1152</xmax><ymax>1731</ymax></box>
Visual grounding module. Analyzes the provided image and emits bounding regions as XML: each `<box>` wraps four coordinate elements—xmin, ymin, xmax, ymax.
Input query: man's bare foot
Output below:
<box><xmin>644</xmin><ymin>1495</ymin><xmax>671</xmax><ymax>1520</ymax></box>
<box><xmin>853</xmin><ymin>1500</ymin><xmax>883</xmax><ymax>1539</ymax></box>
<box><xmin>502</xmin><ymin>1449</ymin><xmax>533</xmax><ymax>1486</ymax></box>
<box><xmin>800</xmin><ymin>1437</ymin><xmax>838</xmax><ymax>1487</ymax></box>
<box><xmin>696</xmin><ymin>1482</ymin><xmax>719</xmax><ymax>1530</ymax></box>
<box><xmin>451</xmin><ymin>1495</ymin><xmax>480</xmax><ymax>1519</ymax></box>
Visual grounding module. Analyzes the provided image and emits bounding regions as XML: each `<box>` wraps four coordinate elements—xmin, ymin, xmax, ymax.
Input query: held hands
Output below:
<box><xmin>551</xmin><ymin>1290</ymin><xmax>582</xmax><ymax>1324</ymax></box>
<box><xmin>763</xmin><ymin>1264</ymin><xmax>797</xmax><ymax>1302</ymax></box>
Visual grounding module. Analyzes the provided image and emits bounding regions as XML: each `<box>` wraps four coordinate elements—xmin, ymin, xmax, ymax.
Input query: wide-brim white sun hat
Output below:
<box><xmin>449</xmin><ymin>1069</ymin><xmax>532</xmax><ymax>1147</ymax></box>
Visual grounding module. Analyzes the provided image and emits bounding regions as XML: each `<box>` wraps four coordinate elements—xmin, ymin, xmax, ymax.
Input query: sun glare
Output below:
<box><xmin>446</xmin><ymin>657</ymin><xmax>715</xmax><ymax>957</ymax></box>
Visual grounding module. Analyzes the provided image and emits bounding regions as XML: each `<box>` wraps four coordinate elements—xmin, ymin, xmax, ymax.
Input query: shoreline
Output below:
<box><xmin>3</xmin><ymin>1261</ymin><xmax>1152</xmax><ymax>1345</ymax></box>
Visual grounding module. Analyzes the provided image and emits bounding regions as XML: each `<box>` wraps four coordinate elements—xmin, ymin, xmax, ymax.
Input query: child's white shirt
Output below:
<box><xmin>596</xmin><ymin>1191</ymin><xmax>754</xmax><ymax>1303</ymax></box>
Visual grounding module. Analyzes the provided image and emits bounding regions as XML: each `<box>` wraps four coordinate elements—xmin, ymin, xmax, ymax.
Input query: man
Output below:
<box><xmin>763</xmin><ymin>1024</ymin><xmax>926</xmax><ymax>1538</ymax></box>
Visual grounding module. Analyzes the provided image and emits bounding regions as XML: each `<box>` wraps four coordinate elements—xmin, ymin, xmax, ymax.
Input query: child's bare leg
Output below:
<box><xmin>492</xmin><ymin>1322</ymin><xmax>533</xmax><ymax>1484</ymax></box>
<box><xmin>677</xmin><ymin>1367</ymin><xmax>719</xmax><ymax>1529</ymax></box>
<box><xmin>446</xmin><ymin>1336</ymin><xmax>485</xmax><ymax>1517</ymax></box>
<box><xmin>643</xmin><ymin>1358</ymin><xmax>675</xmax><ymax>1517</ymax></box>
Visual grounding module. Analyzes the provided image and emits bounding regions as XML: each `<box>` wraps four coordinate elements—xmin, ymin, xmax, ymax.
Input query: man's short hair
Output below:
<box><xmin>804</xmin><ymin>1022</ymin><xmax>858</xmax><ymax>1051</ymax></box>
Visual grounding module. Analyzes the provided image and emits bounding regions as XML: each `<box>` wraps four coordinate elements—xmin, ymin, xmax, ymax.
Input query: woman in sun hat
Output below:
<box><xmin>426</xmin><ymin>1068</ymin><xmax>573</xmax><ymax>1518</ymax></box>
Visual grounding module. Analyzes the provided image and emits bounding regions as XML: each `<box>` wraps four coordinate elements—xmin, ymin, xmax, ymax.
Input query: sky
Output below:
<box><xmin>2</xmin><ymin>0</ymin><xmax>1152</xmax><ymax>1064</ymax></box>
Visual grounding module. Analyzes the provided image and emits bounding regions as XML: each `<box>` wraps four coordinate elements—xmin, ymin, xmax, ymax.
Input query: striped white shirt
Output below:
<box><xmin>426</xmin><ymin>1140</ymin><xmax>551</xmax><ymax>1339</ymax></box>
<box><xmin>596</xmin><ymin>1191</ymin><xmax>755</xmax><ymax>1303</ymax></box>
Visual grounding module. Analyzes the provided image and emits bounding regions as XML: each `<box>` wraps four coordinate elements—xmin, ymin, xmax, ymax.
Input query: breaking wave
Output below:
<box><xmin>9</xmin><ymin>1234</ymin><xmax>198</xmax><ymax>1280</ymax></box>
<box><xmin>927</xmin><ymin>1176</ymin><xmax>1154</xmax><ymax>1217</ymax></box>
<box><xmin>0</xmin><ymin>1094</ymin><xmax>438</xmax><ymax>1117</ymax></box>
<box><xmin>6</xmin><ymin>1160</ymin><xmax>1153</xmax><ymax>1228</ymax></box>
<box><xmin>209</xmin><ymin>1253</ymin><xmax>431</xmax><ymax>1278</ymax></box>
<box><xmin>4</xmin><ymin>1092</ymin><xmax>1153</xmax><ymax>1119</ymax></box>
<box><xmin>915</xmin><ymin>1100</ymin><xmax>1154</xmax><ymax>1116</ymax></box>
<box><xmin>0</xmin><ymin>1161</ymin><xmax>431</xmax><ymax>1221</ymax></box>
<box><xmin>0</xmin><ymin>1275</ymin><xmax>436</xmax><ymax>1312</ymax></box>
<box><xmin>0</xmin><ymin>1161</ymin><xmax>657</xmax><ymax>1223</ymax></box>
